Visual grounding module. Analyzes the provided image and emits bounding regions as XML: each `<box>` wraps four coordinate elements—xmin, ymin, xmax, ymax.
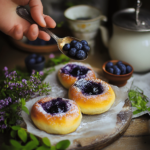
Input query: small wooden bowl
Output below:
<box><xmin>102</xmin><ymin>60</ymin><xmax>134</xmax><ymax>87</ymax></box>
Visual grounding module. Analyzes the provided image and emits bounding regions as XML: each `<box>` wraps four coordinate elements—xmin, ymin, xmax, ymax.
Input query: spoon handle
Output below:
<box><xmin>16</xmin><ymin>6</ymin><xmax>59</xmax><ymax>40</ymax></box>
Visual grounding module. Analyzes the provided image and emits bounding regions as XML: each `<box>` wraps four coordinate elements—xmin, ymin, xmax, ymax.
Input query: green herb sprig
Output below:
<box><xmin>128</xmin><ymin>86</ymin><xmax>150</xmax><ymax>115</ymax></box>
<box><xmin>2</xmin><ymin>126</ymin><xmax>70</xmax><ymax>150</ymax></box>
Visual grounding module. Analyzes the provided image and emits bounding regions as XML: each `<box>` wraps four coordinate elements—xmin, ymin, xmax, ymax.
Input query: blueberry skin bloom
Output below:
<box><xmin>36</xmin><ymin>56</ymin><xmax>43</xmax><ymax>63</ymax></box>
<box><xmin>114</xmin><ymin>67</ymin><xmax>121</xmax><ymax>75</ymax></box>
<box><xmin>70</xmin><ymin>40</ymin><xmax>77</xmax><ymax>47</ymax></box>
<box><xmin>81</xmin><ymin>40</ymin><xmax>88</xmax><ymax>45</ymax></box>
<box><xmin>76</xmin><ymin>50</ymin><xmax>86</xmax><ymax>59</ymax></box>
<box><xmin>118</xmin><ymin>64</ymin><xmax>126</xmax><ymax>74</ymax></box>
<box><xmin>126</xmin><ymin>65</ymin><xmax>132</xmax><ymax>73</ymax></box>
<box><xmin>74</xmin><ymin>42</ymin><xmax>83</xmax><ymax>50</ymax></box>
<box><xmin>29</xmin><ymin>58</ymin><xmax>36</xmax><ymax>64</ymax></box>
<box><xmin>106</xmin><ymin>62</ymin><xmax>113</xmax><ymax>70</ymax></box>
<box><xmin>107</xmin><ymin>67</ymin><xmax>114</xmax><ymax>74</ymax></box>
<box><xmin>68</xmin><ymin>48</ymin><xmax>77</xmax><ymax>57</ymax></box>
<box><xmin>82</xmin><ymin>45</ymin><xmax>90</xmax><ymax>52</ymax></box>
<box><xmin>63</xmin><ymin>43</ymin><xmax>71</xmax><ymax>51</ymax></box>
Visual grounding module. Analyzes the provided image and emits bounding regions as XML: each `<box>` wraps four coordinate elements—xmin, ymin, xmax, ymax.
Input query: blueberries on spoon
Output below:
<box><xmin>63</xmin><ymin>43</ymin><xmax>71</xmax><ymax>51</ymax></box>
<box><xmin>69</xmin><ymin>48</ymin><xmax>77</xmax><ymax>57</ymax></box>
<box><xmin>76</xmin><ymin>50</ymin><xmax>86</xmax><ymax>59</ymax></box>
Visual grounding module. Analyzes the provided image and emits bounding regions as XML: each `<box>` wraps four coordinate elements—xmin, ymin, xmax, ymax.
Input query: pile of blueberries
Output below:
<box><xmin>27</xmin><ymin>54</ymin><xmax>44</xmax><ymax>64</ymax></box>
<box><xmin>106</xmin><ymin>61</ymin><xmax>132</xmax><ymax>75</ymax></box>
<box><xmin>63</xmin><ymin>40</ymin><xmax>90</xmax><ymax>60</ymax></box>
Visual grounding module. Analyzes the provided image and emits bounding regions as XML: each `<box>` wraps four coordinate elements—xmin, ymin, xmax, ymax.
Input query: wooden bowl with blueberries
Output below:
<box><xmin>102</xmin><ymin>60</ymin><xmax>133</xmax><ymax>87</ymax></box>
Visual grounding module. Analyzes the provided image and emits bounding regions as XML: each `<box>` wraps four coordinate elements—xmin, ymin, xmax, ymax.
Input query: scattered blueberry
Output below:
<box><xmin>63</xmin><ymin>43</ymin><xmax>71</xmax><ymax>51</ymax></box>
<box><xmin>74</xmin><ymin>42</ymin><xmax>83</xmax><ymax>50</ymax></box>
<box><xmin>126</xmin><ymin>65</ymin><xmax>132</xmax><ymax>73</ymax></box>
<box><xmin>114</xmin><ymin>67</ymin><xmax>121</xmax><ymax>75</ymax></box>
<box><xmin>81</xmin><ymin>40</ymin><xmax>88</xmax><ymax>45</ymax></box>
<box><xmin>28</xmin><ymin>58</ymin><xmax>36</xmax><ymax>64</ymax></box>
<box><xmin>82</xmin><ymin>45</ymin><xmax>90</xmax><ymax>52</ymax></box>
<box><xmin>107</xmin><ymin>67</ymin><xmax>114</xmax><ymax>74</ymax></box>
<box><xmin>36</xmin><ymin>56</ymin><xmax>43</xmax><ymax>63</ymax></box>
<box><xmin>76</xmin><ymin>50</ymin><xmax>86</xmax><ymax>59</ymax></box>
<box><xmin>68</xmin><ymin>48</ymin><xmax>77</xmax><ymax>57</ymax></box>
<box><xmin>106</xmin><ymin>62</ymin><xmax>113</xmax><ymax>69</ymax></box>
<box><xmin>70</xmin><ymin>40</ymin><xmax>77</xmax><ymax>47</ymax></box>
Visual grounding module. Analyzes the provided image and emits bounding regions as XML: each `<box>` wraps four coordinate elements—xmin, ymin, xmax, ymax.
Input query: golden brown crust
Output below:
<box><xmin>31</xmin><ymin>97</ymin><xmax>82</xmax><ymax>134</ymax></box>
<box><xmin>68</xmin><ymin>78</ymin><xmax>115</xmax><ymax>115</ymax></box>
<box><xmin>57</xmin><ymin>62</ymin><xmax>96</xmax><ymax>89</ymax></box>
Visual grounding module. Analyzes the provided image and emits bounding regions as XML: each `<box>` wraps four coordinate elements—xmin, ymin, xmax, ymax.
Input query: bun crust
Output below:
<box><xmin>68</xmin><ymin>78</ymin><xmax>115</xmax><ymax>115</ymax></box>
<box><xmin>58</xmin><ymin>62</ymin><xmax>96</xmax><ymax>89</ymax></box>
<box><xmin>31</xmin><ymin>97</ymin><xmax>82</xmax><ymax>134</ymax></box>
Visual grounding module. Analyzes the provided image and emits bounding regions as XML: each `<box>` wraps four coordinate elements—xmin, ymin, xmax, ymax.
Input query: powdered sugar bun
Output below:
<box><xmin>68</xmin><ymin>78</ymin><xmax>115</xmax><ymax>115</ymax></box>
<box><xmin>57</xmin><ymin>62</ymin><xmax>96</xmax><ymax>89</ymax></box>
<box><xmin>31</xmin><ymin>97</ymin><xmax>82</xmax><ymax>134</ymax></box>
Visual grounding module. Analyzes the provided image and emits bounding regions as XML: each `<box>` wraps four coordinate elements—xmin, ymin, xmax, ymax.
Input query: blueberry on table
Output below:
<box><xmin>74</xmin><ymin>42</ymin><xmax>83</xmax><ymax>50</ymax></box>
<box><xmin>63</xmin><ymin>43</ymin><xmax>71</xmax><ymax>51</ymax></box>
<box><xmin>106</xmin><ymin>62</ymin><xmax>113</xmax><ymax>69</ymax></box>
<box><xmin>68</xmin><ymin>48</ymin><xmax>77</xmax><ymax>57</ymax></box>
<box><xmin>126</xmin><ymin>65</ymin><xmax>132</xmax><ymax>73</ymax></box>
<box><xmin>36</xmin><ymin>56</ymin><xmax>43</xmax><ymax>63</ymax></box>
<box><xmin>81</xmin><ymin>40</ymin><xmax>88</xmax><ymax>45</ymax></box>
<box><xmin>82</xmin><ymin>45</ymin><xmax>90</xmax><ymax>52</ymax></box>
<box><xmin>76</xmin><ymin>50</ymin><xmax>86</xmax><ymax>59</ymax></box>
<box><xmin>114</xmin><ymin>67</ymin><xmax>121</xmax><ymax>75</ymax></box>
<box><xmin>107</xmin><ymin>67</ymin><xmax>114</xmax><ymax>74</ymax></box>
<box><xmin>29</xmin><ymin>58</ymin><xmax>36</xmax><ymax>64</ymax></box>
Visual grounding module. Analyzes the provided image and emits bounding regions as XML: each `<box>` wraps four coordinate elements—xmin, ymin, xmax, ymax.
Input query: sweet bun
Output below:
<box><xmin>68</xmin><ymin>78</ymin><xmax>115</xmax><ymax>115</ymax></box>
<box><xmin>31</xmin><ymin>97</ymin><xmax>82</xmax><ymax>134</ymax></box>
<box><xmin>57</xmin><ymin>62</ymin><xmax>96</xmax><ymax>89</ymax></box>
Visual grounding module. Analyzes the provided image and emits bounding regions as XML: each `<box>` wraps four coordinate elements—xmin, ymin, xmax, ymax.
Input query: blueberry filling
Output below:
<box><xmin>39</xmin><ymin>98</ymin><xmax>70</xmax><ymax>115</ymax></box>
<box><xmin>75</xmin><ymin>80</ymin><xmax>104</xmax><ymax>95</ymax></box>
<box><xmin>61</xmin><ymin>64</ymin><xmax>90</xmax><ymax>78</ymax></box>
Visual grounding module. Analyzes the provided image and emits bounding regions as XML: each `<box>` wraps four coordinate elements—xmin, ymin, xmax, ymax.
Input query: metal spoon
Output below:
<box><xmin>16</xmin><ymin>6</ymin><xmax>88</xmax><ymax>60</ymax></box>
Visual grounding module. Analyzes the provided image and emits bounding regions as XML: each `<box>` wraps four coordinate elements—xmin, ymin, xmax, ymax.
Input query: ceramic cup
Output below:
<box><xmin>64</xmin><ymin>5</ymin><xmax>107</xmax><ymax>54</ymax></box>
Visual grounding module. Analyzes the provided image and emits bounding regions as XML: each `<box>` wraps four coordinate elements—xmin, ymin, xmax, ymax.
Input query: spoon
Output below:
<box><xmin>16</xmin><ymin>6</ymin><xmax>88</xmax><ymax>60</ymax></box>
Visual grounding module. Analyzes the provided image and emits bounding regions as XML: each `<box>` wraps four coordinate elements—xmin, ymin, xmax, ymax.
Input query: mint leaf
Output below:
<box><xmin>18</xmin><ymin>128</ymin><xmax>27</xmax><ymax>143</ymax></box>
<box><xmin>11</xmin><ymin>125</ymin><xmax>21</xmax><ymax>131</ymax></box>
<box><xmin>21</xmin><ymin>98</ymin><xmax>26</xmax><ymax>106</ymax></box>
<box><xmin>24</xmin><ymin>141</ymin><xmax>38</xmax><ymax>150</ymax></box>
<box><xmin>30</xmin><ymin>133</ymin><xmax>39</xmax><ymax>145</ymax></box>
<box><xmin>36</xmin><ymin>145</ymin><xmax>50</xmax><ymax>150</ymax></box>
<box><xmin>50</xmin><ymin>146</ymin><xmax>56</xmax><ymax>150</ymax></box>
<box><xmin>10</xmin><ymin>139</ymin><xmax>22</xmax><ymax>148</ymax></box>
<box><xmin>10</xmin><ymin>130</ymin><xmax>17</xmax><ymax>138</ymax></box>
<box><xmin>42</xmin><ymin>137</ymin><xmax>51</xmax><ymax>147</ymax></box>
<box><xmin>56</xmin><ymin>140</ymin><xmax>70</xmax><ymax>150</ymax></box>
<box><xmin>22</xmin><ymin>106</ymin><xmax>29</xmax><ymax>115</ymax></box>
<box><xmin>133</xmin><ymin>109</ymin><xmax>143</xmax><ymax>115</ymax></box>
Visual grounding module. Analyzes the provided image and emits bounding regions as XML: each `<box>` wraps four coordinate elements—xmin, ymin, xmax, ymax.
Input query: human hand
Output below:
<box><xmin>0</xmin><ymin>0</ymin><xmax>56</xmax><ymax>41</ymax></box>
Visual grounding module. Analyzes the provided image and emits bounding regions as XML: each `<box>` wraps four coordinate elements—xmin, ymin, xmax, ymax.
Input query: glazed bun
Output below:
<box><xmin>31</xmin><ymin>97</ymin><xmax>82</xmax><ymax>134</ymax></box>
<box><xmin>68</xmin><ymin>78</ymin><xmax>115</xmax><ymax>115</ymax></box>
<box><xmin>58</xmin><ymin>62</ymin><xmax>96</xmax><ymax>89</ymax></box>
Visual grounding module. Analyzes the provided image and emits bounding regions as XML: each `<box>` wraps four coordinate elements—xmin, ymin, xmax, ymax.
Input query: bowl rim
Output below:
<box><xmin>102</xmin><ymin>60</ymin><xmax>134</xmax><ymax>77</ymax></box>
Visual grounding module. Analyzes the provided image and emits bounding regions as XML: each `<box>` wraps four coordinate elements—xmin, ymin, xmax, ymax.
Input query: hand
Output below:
<box><xmin>0</xmin><ymin>0</ymin><xmax>56</xmax><ymax>41</ymax></box>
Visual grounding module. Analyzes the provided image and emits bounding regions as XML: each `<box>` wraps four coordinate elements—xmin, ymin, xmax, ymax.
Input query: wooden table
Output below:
<box><xmin>0</xmin><ymin>31</ymin><xmax>150</xmax><ymax>150</ymax></box>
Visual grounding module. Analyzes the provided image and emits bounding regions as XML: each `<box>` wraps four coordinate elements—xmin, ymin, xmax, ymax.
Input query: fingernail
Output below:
<box><xmin>41</xmin><ymin>17</ymin><xmax>46</xmax><ymax>27</ymax></box>
<box><xmin>32</xmin><ymin>27</ymin><xmax>37</xmax><ymax>36</ymax></box>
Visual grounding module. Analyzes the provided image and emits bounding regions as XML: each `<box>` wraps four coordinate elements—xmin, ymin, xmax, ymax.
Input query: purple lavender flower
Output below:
<box><xmin>32</xmin><ymin>70</ymin><xmax>35</xmax><ymax>74</ymax></box>
<box><xmin>0</xmin><ymin>116</ymin><xmax>4</xmax><ymax>121</ymax></box>
<box><xmin>3</xmin><ymin>67</ymin><xmax>8</xmax><ymax>71</ymax></box>
<box><xmin>49</xmin><ymin>53</ymin><xmax>55</xmax><ymax>58</ymax></box>
<box><xmin>39</xmin><ymin>71</ymin><xmax>44</xmax><ymax>76</ymax></box>
<box><xmin>1</xmin><ymin>124</ymin><xmax>7</xmax><ymax>129</ymax></box>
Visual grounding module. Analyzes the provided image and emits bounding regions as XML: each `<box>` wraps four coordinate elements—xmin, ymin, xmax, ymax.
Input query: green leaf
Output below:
<box><xmin>10</xmin><ymin>130</ymin><xmax>17</xmax><ymax>138</ymax></box>
<box><xmin>133</xmin><ymin>109</ymin><xmax>143</xmax><ymax>115</ymax></box>
<box><xmin>30</xmin><ymin>133</ymin><xmax>39</xmax><ymax>145</ymax></box>
<box><xmin>11</xmin><ymin>125</ymin><xmax>21</xmax><ymax>131</ymax></box>
<box><xmin>18</xmin><ymin>128</ymin><xmax>28</xmax><ymax>143</ymax></box>
<box><xmin>36</xmin><ymin>145</ymin><xmax>50</xmax><ymax>150</ymax></box>
<box><xmin>22</xmin><ymin>106</ymin><xmax>29</xmax><ymax>115</ymax></box>
<box><xmin>42</xmin><ymin>137</ymin><xmax>51</xmax><ymax>147</ymax></box>
<box><xmin>50</xmin><ymin>146</ymin><xmax>56</xmax><ymax>150</ymax></box>
<box><xmin>56</xmin><ymin>140</ymin><xmax>70</xmax><ymax>150</ymax></box>
<box><xmin>10</xmin><ymin>139</ymin><xmax>22</xmax><ymax>148</ymax></box>
<box><xmin>24</xmin><ymin>141</ymin><xmax>38</xmax><ymax>150</ymax></box>
<box><xmin>21</xmin><ymin>98</ymin><xmax>26</xmax><ymax>106</ymax></box>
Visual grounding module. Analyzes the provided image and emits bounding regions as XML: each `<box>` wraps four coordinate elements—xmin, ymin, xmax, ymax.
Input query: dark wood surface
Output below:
<box><xmin>0</xmin><ymin>31</ymin><xmax>150</xmax><ymax>150</ymax></box>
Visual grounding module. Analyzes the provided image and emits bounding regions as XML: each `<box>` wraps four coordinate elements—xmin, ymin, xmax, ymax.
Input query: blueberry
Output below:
<box><xmin>30</xmin><ymin>53</ymin><xmax>37</xmax><ymax>58</ymax></box>
<box><xmin>114</xmin><ymin>67</ymin><xmax>121</xmax><ymax>75</ymax></box>
<box><xmin>36</xmin><ymin>56</ymin><xmax>43</xmax><ymax>63</ymax></box>
<box><xmin>68</xmin><ymin>48</ymin><xmax>77</xmax><ymax>57</ymax></box>
<box><xmin>76</xmin><ymin>50</ymin><xmax>86</xmax><ymax>59</ymax></box>
<box><xmin>106</xmin><ymin>62</ymin><xmax>113</xmax><ymax>69</ymax></box>
<box><xmin>28</xmin><ymin>58</ymin><xmax>36</xmax><ymax>64</ymax></box>
<box><xmin>116</xmin><ymin>61</ymin><xmax>123</xmax><ymax>66</ymax></box>
<box><xmin>63</xmin><ymin>43</ymin><xmax>71</xmax><ymax>51</ymax></box>
<box><xmin>118</xmin><ymin>64</ymin><xmax>126</xmax><ymax>74</ymax></box>
<box><xmin>82</xmin><ymin>45</ymin><xmax>90</xmax><ymax>52</ymax></box>
<box><xmin>107</xmin><ymin>67</ymin><xmax>114</xmax><ymax>74</ymax></box>
<box><xmin>126</xmin><ymin>65</ymin><xmax>132</xmax><ymax>73</ymax></box>
<box><xmin>74</xmin><ymin>42</ymin><xmax>83</xmax><ymax>50</ymax></box>
<box><xmin>81</xmin><ymin>40</ymin><xmax>88</xmax><ymax>45</ymax></box>
<box><xmin>70</xmin><ymin>40</ymin><xmax>77</xmax><ymax>47</ymax></box>
<box><xmin>113</xmin><ymin>65</ymin><xmax>118</xmax><ymax>70</ymax></box>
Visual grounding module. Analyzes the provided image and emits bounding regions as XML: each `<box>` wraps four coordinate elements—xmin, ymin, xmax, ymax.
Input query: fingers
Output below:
<box><xmin>11</xmin><ymin>25</ymin><xmax>23</xmax><ymax>40</ymax></box>
<box><xmin>25</xmin><ymin>24</ymin><xmax>39</xmax><ymax>41</ymax></box>
<box><xmin>38</xmin><ymin>30</ymin><xmax>50</xmax><ymax>41</ymax></box>
<box><xmin>44</xmin><ymin>15</ymin><xmax>56</xmax><ymax>28</ymax></box>
<box><xmin>29</xmin><ymin>0</ymin><xmax>46</xmax><ymax>27</ymax></box>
